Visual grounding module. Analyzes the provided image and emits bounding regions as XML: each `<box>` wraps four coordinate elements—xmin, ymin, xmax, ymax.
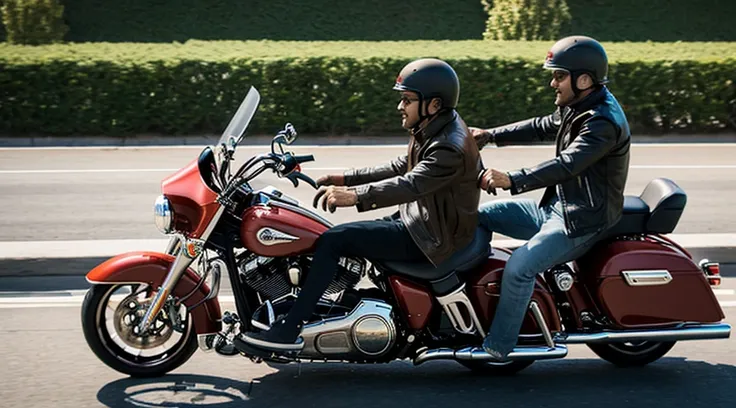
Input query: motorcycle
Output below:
<box><xmin>82</xmin><ymin>86</ymin><xmax>730</xmax><ymax>377</ymax></box>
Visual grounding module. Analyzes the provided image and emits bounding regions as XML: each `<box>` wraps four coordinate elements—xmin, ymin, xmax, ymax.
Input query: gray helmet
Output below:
<box><xmin>543</xmin><ymin>36</ymin><xmax>609</xmax><ymax>85</ymax></box>
<box><xmin>393</xmin><ymin>58</ymin><xmax>460</xmax><ymax>109</ymax></box>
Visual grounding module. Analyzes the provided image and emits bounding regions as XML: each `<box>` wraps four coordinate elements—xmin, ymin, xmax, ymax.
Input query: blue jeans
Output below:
<box><xmin>478</xmin><ymin>197</ymin><xmax>601</xmax><ymax>357</ymax></box>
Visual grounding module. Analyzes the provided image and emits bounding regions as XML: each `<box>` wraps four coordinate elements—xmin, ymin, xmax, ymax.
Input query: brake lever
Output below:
<box><xmin>286</xmin><ymin>171</ymin><xmax>318</xmax><ymax>189</ymax></box>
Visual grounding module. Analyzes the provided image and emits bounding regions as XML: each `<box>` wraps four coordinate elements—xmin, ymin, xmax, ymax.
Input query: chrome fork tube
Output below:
<box><xmin>137</xmin><ymin>236</ymin><xmax>196</xmax><ymax>334</ymax></box>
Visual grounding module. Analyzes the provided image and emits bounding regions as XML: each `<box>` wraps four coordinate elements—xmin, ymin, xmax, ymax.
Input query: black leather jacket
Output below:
<box><xmin>343</xmin><ymin>110</ymin><xmax>482</xmax><ymax>265</ymax></box>
<box><xmin>476</xmin><ymin>87</ymin><xmax>631</xmax><ymax>237</ymax></box>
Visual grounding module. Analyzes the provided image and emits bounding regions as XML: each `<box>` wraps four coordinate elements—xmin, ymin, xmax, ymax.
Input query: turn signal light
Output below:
<box><xmin>699</xmin><ymin>260</ymin><xmax>721</xmax><ymax>286</ymax></box>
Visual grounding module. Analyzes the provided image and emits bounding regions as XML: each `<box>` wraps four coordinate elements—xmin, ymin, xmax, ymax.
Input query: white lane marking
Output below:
<box><xmin>631</xmin><ymin>165</ymin><xmax>736</xmax><ymax>169</ymax></box>
<box><xmin>2</xmin><ymin>233</ymin><xmax>735</xmax><ymax>259</ymax></box>
<box><xmin>4</xmin><ymin>164</ymin><xmax>736</xmax><ymax>174</ymax></box>
<box><xmin>713</xmin><ymin>289</ymin><xmax>735</xmax><ymax>296</ymax></box>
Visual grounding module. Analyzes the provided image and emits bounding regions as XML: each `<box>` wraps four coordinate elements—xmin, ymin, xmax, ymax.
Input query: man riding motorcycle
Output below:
<box><xmin>470</xmin><ymin>36</ymin><xmax>632</xmax><ymax>360</ymax></box>
<box><xmin>241</xmin><ymin>58</ymin><xmax>483</xmax><ymax>352</ymax></box>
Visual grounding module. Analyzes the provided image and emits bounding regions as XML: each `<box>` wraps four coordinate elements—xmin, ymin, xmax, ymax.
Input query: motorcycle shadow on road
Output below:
<box><xmin>96</xmin><ymin>356</ymin><xmax>735</xmax><ymax>408</ymax></box>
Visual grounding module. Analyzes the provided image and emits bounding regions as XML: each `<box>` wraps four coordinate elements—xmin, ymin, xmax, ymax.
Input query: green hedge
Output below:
<box><xmin>1</xmin><ymin>41</ymin><xmax>734</xmax><ymax>136</ymax></box>
<box><xmin>3</xmin><ymin>0</ymin><xmax>733</xmax><ymax>43</ymax></box>
<box><xmin>566</xmin><ymin>0</ymin><xmax>736</xmax><ymax>42</ymax></box>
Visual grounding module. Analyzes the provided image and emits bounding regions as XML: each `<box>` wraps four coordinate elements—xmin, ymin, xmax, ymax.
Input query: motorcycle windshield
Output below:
<box><xmin>218</xmin><ymin>86</ymin><xmax>261</xmax><ymax>151</ymax></box>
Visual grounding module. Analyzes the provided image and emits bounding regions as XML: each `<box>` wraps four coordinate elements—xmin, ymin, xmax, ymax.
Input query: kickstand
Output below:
<box><xmin>294</xmin><ymin>361</ymin><xmax>303</xmax><ymax>378</ymax></box>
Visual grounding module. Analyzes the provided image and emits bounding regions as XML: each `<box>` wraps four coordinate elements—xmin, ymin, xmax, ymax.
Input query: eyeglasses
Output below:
<box><xmin>399</xmin><ymin>95</ymin><xmax>420</xmax><ymax>105</ymax></box>
<box><xmin>552</xmin><ymin>70</ymin><xmax>570</xmax><ymax>82</ymax></box>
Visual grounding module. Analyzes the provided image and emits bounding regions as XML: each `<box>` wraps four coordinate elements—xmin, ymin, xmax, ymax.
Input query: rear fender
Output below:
<box><xmin>86</xmin><ymin>251</ymin><xmax>222</xmax><ymax>334</ymax></box>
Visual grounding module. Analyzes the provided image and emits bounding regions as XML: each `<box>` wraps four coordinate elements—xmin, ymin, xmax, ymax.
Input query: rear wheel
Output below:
<box><xmin>81</xmin><ymin>284</ymin><xmax>198</xmax><ymax>377</ymax></box>
<box><xmin>588</xmin><ymin>341</ymin><xmax>676</xmax><ymax>367</ymax></box>
<box><xmin>458</xmin><ymin>360</ymin><xmax>534</xmax><ymax>375</ymax></box>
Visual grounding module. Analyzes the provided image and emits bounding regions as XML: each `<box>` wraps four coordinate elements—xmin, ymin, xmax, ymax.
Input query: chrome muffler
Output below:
<box><xmin>556</xmin><ymin>323</ymin><xmax>731</xmax><ymax>344</ymax></box>
<box><xmin>414</xmin><ymin>345</ymin><xmax>568</xmax><ymax>365</ymax></box>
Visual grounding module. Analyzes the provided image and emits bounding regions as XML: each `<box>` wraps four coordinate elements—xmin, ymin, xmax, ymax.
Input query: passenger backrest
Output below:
<box><xmin>639</xmin><ymin>178</ymin><xmax>687</xmax><ymax>233</ymax></box>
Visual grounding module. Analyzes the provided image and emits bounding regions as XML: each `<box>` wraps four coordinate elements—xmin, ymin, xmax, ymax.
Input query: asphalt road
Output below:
<box><xmin>0</xmin><ymin>275</ymin><xmax>734</xmax><ymax>408</ymax></box>
<box><xmin>0</xmin><ymin>141</ymin><xmax>735</xmax><ymax>407</ymax></box>
<box><xmin>0</xmin><ymin>143</ymin><xmax>735</xmax><ymax>241</ymax></box>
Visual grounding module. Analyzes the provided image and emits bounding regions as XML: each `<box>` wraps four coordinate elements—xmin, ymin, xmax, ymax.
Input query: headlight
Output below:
<box><xmin>154</xmin><ymin>195</ymin><xmax>175</xmax><ymax>234</ymax></box>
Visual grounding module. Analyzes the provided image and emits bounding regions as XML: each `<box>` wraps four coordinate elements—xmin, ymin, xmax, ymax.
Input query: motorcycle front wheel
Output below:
<box><xmin>81</xmin><ymin>284</ymin><xmax>198</xmax><ymax>377</ymax></box>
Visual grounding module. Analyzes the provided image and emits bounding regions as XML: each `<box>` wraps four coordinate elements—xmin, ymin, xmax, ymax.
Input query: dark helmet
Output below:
<box><xmin>393</xmin><ymin>58</ymin><xmax>460</xmax><ymax>109</ymax></box>
<box><xmin>543</xmin><ymin>36</ymin><xmax>609</xmax><ymax>85</ymax></box>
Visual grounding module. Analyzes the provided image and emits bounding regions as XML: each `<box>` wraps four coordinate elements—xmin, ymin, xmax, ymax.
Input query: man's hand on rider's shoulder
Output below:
<box><xmin>479</xmin><ymin>168</ymin><xmax>512</xmax><ymax>195</ymax></box>
<box><xmin>313</xmin><ymin>186</ymin><xmax>358</xmax><ymax>213</ymax></box>
<box><xmin>316</xmin><ymin>174</ymin><xmax>345</xmax><ymax>187</ymax></box>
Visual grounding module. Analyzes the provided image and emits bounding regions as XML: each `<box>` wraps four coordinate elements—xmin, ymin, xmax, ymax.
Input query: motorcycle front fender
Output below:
<box><xmin>86</xmin><ymin>251</ymin><xmax>222</xmax><ymax>334</ymax></box>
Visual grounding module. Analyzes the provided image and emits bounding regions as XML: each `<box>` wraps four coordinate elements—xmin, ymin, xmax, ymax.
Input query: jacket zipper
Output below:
<box><xmin>583</xmin><ymin>176</ymin><xmax>595</xmax><ymax>207</ymax></box>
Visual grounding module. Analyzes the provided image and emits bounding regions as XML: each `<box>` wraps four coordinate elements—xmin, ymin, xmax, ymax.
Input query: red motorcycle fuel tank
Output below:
<box><xmin>241</xmin><ymin>204</ymin><xmax>330</xmax><ymax>257</ymax></box>
<box><xmin>576</xmin><ymin>238</ymin><xmax>724</xmax><ymax>328</ymax></box>
<box><xmin>466</xmin><ymin>249</ymin><xmax>562</xmax><ymax>334</ymax></box>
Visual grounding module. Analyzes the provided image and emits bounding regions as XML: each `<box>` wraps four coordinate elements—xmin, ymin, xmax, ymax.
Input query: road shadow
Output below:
<box><xmin>97</xmin><ymin>357</ymin><xmax>735</xmax><ymax>407</ymax></box>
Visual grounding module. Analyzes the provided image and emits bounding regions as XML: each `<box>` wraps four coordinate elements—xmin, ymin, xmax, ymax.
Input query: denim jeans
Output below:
<box><xmin>283</xmin><ymin>217</ymin><xmax>426</xmax><ymax>329</ymax></box>
<box><xmin>478</xmin><ymin>197</ymin><xmax>601</xmax><ymax>357</ymax></box>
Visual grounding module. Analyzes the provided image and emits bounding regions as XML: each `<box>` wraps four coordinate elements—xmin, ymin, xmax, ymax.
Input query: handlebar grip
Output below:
<box><xmin>294</xmin><ymin>155</ymin><xmax>315</xmax><ymax>164</ymax></box>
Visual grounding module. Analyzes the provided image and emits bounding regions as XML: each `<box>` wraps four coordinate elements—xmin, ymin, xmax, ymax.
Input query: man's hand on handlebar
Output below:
<box><xmin>315</xmin><ymin>174</ymin><xmax>345</xmax><ymax>187</ymax></box>
<box><xmin>313</xmin><ymin>186</ymin><xmax>358</xmax><ymax>213</ymax></box>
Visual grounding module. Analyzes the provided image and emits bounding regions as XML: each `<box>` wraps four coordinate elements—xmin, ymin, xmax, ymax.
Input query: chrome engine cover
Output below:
<box><xmin>298</xmin><ymin>300</ymin><xmax>397</xmax><ymax>361</ymax></box>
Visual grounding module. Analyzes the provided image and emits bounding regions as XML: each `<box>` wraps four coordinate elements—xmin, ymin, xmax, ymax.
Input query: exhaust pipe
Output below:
<box><xmin>414</xmin><ymin>345</ymin><xmax>567</xmax><ymax>365</ymax></box>
<box><xmin>555</xmin><ymin>323</ymin><xmax>731</xmax><ymax>344</ymax></box>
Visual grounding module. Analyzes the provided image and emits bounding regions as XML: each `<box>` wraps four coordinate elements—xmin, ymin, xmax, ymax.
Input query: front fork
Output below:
<box><xmin>136</xmin><ymin>235</ymin><xmax>204</xmax><ymax>334</ymax></box>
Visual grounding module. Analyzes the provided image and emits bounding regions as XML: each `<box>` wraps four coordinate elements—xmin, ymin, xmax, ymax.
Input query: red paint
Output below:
<box><xmin>388</xmin><ymin>276</ymin><xmax>433</xmax><ymax>330</ymax></box>
<box><xmin>161</xmin><ymin>157</ymin><xmax>220</xmax><ymax>238</ymax></box>
<box><xmin>577</xmin><ymin>239</ymin><xmax>724</xmax><ymax>328</ymax></box>
<box><xmin>87</xmin><ymin>251</ymin><xmax>222</xmax><ymax>334</ymax></box>
<box><xmin>466</xmin><ymin>253</ymin><xmax>561</xmax><ymax>333</ymax></box>
<box><xmin>241</xmin><ymin>205</ymin><xmax>330</xmax><ymax>257</ymax></box>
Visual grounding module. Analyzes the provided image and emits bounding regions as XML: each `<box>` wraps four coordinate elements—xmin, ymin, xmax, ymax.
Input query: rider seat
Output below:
<box><xmin>379</xmin><ymin>227</ymin><xmax>491</xmax><ymax>295</ymax></box>
<box><xmin>604</xmin><ymin>178</ymin><xmax>687</xmax><ymax>239</ymax></box>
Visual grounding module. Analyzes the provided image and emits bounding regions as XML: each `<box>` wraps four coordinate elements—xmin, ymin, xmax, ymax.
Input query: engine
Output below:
<box><xmin>237</xmin><ymin>253</ymin><xmax>366</xmax><ymax>301</ymax></box>
<box><xmin>298</xmin><ymin>299</ymin><xmax>398</xmax><ymax>361</ymax></box>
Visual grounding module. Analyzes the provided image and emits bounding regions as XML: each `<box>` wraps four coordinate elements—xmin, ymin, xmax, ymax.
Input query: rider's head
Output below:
<box><xmin>393</xmin><ymin>58</ymin><xmax>460</xmax><ymax>129</ymax></box>
<box><xmin>544</xmin><ymin>35</ymin><xmax>608</xmax><ymax>107</ymax></box>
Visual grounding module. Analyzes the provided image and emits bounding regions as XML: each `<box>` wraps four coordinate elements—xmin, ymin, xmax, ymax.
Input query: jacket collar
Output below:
<box><xmin>411</xmin><ymin>109</ymin><xmax>456</xmax><ymax>143</ymax></box>
<box><xmin>570</xmin><ymin>86</ymin><xmax>608</xmax><ymax>114</ymax></box>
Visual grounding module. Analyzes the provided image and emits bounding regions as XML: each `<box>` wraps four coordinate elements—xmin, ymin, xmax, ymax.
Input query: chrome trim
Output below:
<box><xmin>200</xmin><ymin>204</ymin><xmax>225</xmax><ymax>241</ymax></box>
<box><xmin>298</xmin><ymin>300</ymin><xmax>396</xmax><ymax>360</ymax></box>
<box><xmin>261</xmin><ymin>185</ymin><xmax>300</xmax><ymax>206</ymax></box>
<box><xmin>436</xmin><ymin>284</ymin><xmax>485</xmax><ymax>336</ymax></box>
<box><xmin>269</xmin><ymin>199</ymin><xmax>334</xmax><ymax>228</ymax></box>
<box><xmin>621</xmin><ymin>269</ymin><xmax>672</xmax><ymax>286</ymax></box>
<box><xmin>257</xmin><ymin>227</ymin><xmax>300</xmax><ymax>246</ymax></box>
<box><xmin>413</xmin><ymin>346</ymin><xmax>568</xmax><ymax>365</ymax></box>
<box><xmin>165</xmin><ymin>235</ymin><xmax>180</xmax><ymax>256</ymax></box>
<box><xmin>529</xmin><ymin>302</ymin><xmax>555</xmax><ymax>348</ymax></box>
<box><xmin>154</xmin><ymin>195</ymin><xmax>174</xmax><ymax>234</ymax></box>
<box><xmin>555</xmin><ymin>323</ymin><xmax>731</xmax><ymax>344</ymax></box>
<box><xmin>136</xmin><ymin>236</ymin><xmax>196</xmax><ymax>334</ymax></box>
<box><xmin>198</xmin><ymin>334</ymin><xmax>215</xmax><ymax>352</ymax></box>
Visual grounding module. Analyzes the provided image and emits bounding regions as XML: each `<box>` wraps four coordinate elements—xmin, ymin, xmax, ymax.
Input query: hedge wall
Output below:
<box><xmin>1</xmin><ymin>41</ymin><xmax>734</xmax><ymax>136</ymax></box>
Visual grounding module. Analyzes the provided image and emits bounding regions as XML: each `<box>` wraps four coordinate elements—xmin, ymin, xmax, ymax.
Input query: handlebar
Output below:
<box><xmin>293</xmin><ymin>154</ymin><xmax>315</xmax><ymax>164</ymax></box>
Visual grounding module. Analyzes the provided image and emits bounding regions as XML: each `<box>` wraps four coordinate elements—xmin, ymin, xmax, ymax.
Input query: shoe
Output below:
<box><xmin>240</xmin><ymin>319</ymin><xmax>305</xmax><ymax>352</ymax></box>
<box><xmin>482</xmin><ymin>335</ymin><xmax>509</xmax><ymax>362</ymax></box>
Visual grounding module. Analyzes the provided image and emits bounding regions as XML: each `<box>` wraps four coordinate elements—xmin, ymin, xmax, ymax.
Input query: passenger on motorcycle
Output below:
<box><xmin>241</xmin><ymin>58</ymin><xmax>483</xmax><ymax>352</ymax></box>
<box><xmin>469</xmin><ymin>36</ymin><xmax>632</xmax><ymax>360</ymax></box>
